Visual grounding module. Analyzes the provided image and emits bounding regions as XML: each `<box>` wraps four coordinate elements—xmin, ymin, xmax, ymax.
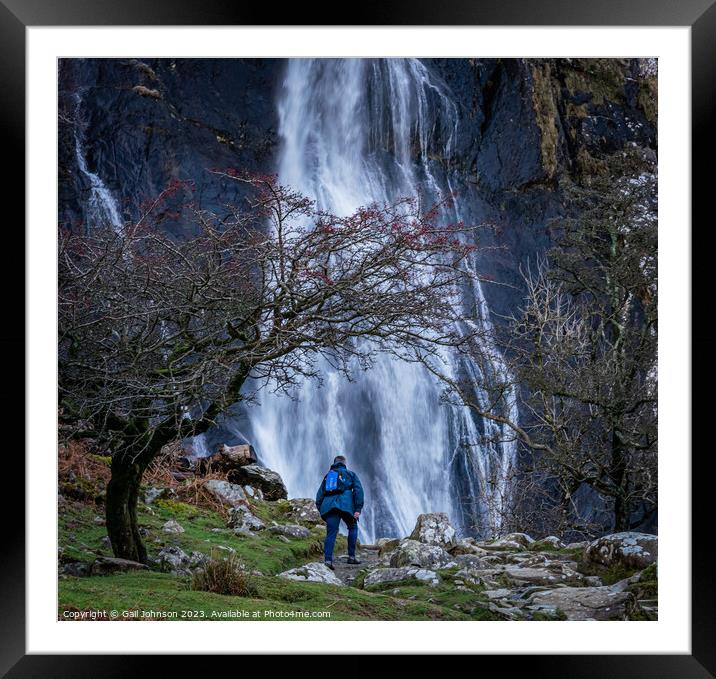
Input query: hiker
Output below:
<box><xmin>315</xmin><ymin>455</ymin><xmax>364</xmax><ymax>570</ymax></box>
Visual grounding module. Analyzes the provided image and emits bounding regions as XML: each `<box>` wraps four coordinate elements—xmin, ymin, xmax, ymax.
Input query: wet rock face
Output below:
<box><xmin>59</xmin><ymin>58</ymin><xmax>282</xmax><ymax>234</ymax></box>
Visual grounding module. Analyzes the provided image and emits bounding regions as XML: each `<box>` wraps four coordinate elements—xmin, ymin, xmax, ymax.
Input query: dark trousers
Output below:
<box><xmin>323</xmin><ymin>509</ymin><xmax>358</xmax><ymax>562</ymax></box>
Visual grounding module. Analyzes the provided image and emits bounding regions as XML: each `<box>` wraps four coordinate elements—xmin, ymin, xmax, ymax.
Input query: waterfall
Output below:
<box><xmin>243</xmin><ymin>59</ymin><xmax>518</xmax><ymax>542</ymax></box>
<box><xmin>73</xmin><ymin>92</ymin><xmax>123</xmax><ymax>233</ymax></box>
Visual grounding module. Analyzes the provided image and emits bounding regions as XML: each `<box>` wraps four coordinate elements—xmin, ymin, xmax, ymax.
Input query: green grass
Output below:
<box><xmin>575</xmin><ymin>558</ymin><xmax>641</xmax><ymax>585</ymax></box>
<box><xmin>58</xmin><ymin>571</ymin><xmax>471</xmax><ymax>621</ymax></box>
<box><xmin>59</xmin><ymin>497</ymin><xmax>345</xmax><ymax>576</ymax></box>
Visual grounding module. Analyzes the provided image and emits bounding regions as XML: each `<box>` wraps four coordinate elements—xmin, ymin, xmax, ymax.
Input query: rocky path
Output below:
<box><xmin>331</xmin><ymin>545</ymin><xmax>381</xmax><ymax>586</ymax></box>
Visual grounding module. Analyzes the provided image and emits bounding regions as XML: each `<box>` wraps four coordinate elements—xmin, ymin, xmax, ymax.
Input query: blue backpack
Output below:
<box><xmin>323</xmin><ymin>468</ymin><xmax>350</xmax><ymax>496</ymax></box>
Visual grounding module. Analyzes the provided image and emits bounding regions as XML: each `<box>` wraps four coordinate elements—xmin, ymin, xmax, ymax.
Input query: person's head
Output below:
<box><xmin>333</xmin><ymin>454</ymin><xmax>347</xmax><ymax>466</ymax></box>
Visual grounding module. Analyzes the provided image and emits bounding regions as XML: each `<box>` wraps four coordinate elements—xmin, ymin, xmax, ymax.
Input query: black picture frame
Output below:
<box><xmin>3</xmin><ymin>0</ymin><xmax>710</xmax><ymax>673</ymax></box>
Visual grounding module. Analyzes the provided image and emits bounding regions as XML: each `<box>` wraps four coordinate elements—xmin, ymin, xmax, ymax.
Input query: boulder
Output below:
<box><xmin>565</xmin><ymin>540</ymin><xmax>590</xmax><ymax>550</ymax></box>
<box><xmin>453</xmin><ymin>554</ymin><xmax>488</xmax><ymax>570</ymax></box>
<box><xmin>450</xmin><ymin>539</ymin><xmax>490</xmax><ymax>557</ymax></box>
<box><xmin>142</xmin><ymin>486</ymin><xmax>177</xmax><ymax>505</ymax></box>
<box><xmin>268</xmin><ymin>524</ymin><xmax>311</xmax><ymax>539</ymax></box>
<box><xmin>227</xmin><ymin>505</ymin><xmax>265</xmax><ymax>532</ymax></box>
<box><xmin>503</xmin><ymin>532</ymin><xmax>536</xmax><ymax>548</ymax></box>
<box><xmin>454</xmin><ymin>567</ymin><xmax>502</xmax><ymax>585</ymax></box>
<box><xmin>503</xmin><ymin>563</ymin><xmax>584</xmax><ymax>587</ymax></box>
<box><xmin>479</xmin><ymin>537</ymin><xmax>525</xmax><ymax>551</ymax></box>
<box><xmin>286</xmin><ymin>498</ymin><xmax>323</xmax><ymax>525</ymax></box>
<box><xmin>528</xmin><ymin>586</ymin><xmax>635</xmax><ymax>621</ymax></box>
<box><xmin>585</xmin><ymin>532</ymin><xmax>658</xmax><ymax>570</ymax></box>
<box><xmin>278</xmin><ymin>562</ymin><xmax>343</xmax><ymax>586</ymax></box>
<box><xmin>162</xmin><ymin>519</ymin><xmax>185</xmax><ymax>534</ymax></box>
<box><xmin>188</xmin><ymin>551</ymin><xmax>209</xmax><ymax>569</ymax></box>
<box><xmin>203</xmin><ymin>479</ymin><xmax>247</xmax><ymax>508</ymax></box>
<box><xmin>534</xmin><ymin>535</ymin><xmax>566</xmax><ymax>549</ymax></box>
<box><xmin>197</xmin><ymin>443</ymin><xmax>257</xmax><ymax>478</ymax></box>
<box><xmin>389</xmin><ymin>539</ymin><xmax>456</xmax><ymax>569</ymax></box>
<box><xmin>243</xmin><ymin>485</ymin><xmax>264</xmax><ymax>501</ymax></box>
<box><xmin>230</xmin><ymin>464</ymin><xmax>288</xmax><ymax>500</ymax></box>
<box><xmin>408</xmin><ymin>512</ymin><xmax>457</xmax><ymax>549</ymax></box>
<box><xmin>156</xmin><ymin>545</ymin><xmax>191</xmax><ymax>573</ymax></box>
<box><xmin>363</xmin><ymin>567</ymin><xmax>441</xmax><ymax>588</ymax></box>
<box><xmin>90</xmin><ymin>556</ymin><xmax>149</xmax><ymax>576</ymax></box>
<box><xmin>60</xmin><ymin>561</ymin><xmax>91</xmax><ymax>577</ymax></box>
<box><xmin>376</xmin><ymin>538</ymin><xmax>401</xmax><ymax>556</ymax></box>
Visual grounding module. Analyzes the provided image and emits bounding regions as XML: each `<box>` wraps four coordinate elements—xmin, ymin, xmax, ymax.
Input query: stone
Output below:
<box><xmin>389</xmin><ymin>539</ymin><xmax>456</xmax><ymax>569</ymax></box>
<box><xmin>156</xmin><ymin>545</ymin><xmax>191</xmax><ymax>573</ymax></box>
<box><xmin>585</xmin><ymin>532</ymin><xmax>658</xmax><ymax>570</ymax></box>
<box><xmin>535</xmin><ymin>535</ymin><xmax>566</xmax><ymax>549</ymax></box>
<box><xmin>565</xmin><ymin>540</ymin><xmax>590</xmax><ymax>550</ymax></box>
<box><xmin>268</xmin><ymin>524</ymin><xmax>310</xmax><ymax>539</ymax></box>
<box><xmin>93</xmin><ymin>515</ymin><xmax>106</xmax><ymax>526</ymax></box>
<box><xmin>286</xmin><ymin>498</ymin><xmax>323</xmax><ymax>525</ymax></box>
<box><xmin>100</xmin><ymin>536</ymin><xmax>111</xmax><ymax>549</ymax></box>
<box><xmin>408</xmin><ymin>512</ymin><xmax>457</xmax><ymax>549</ymax></box>
<box><xmin>479</xmin><ymin>538</ymin><xmax>525</xmax><ymax>550</ymax></box>
<box><xmin>90</xmin><ymin>556</ymin><xmax>149</xmax><ymax>576</ymax></box>
<box><xmin>453</xmin><ymin>554</ymin><xmax>488</xmax><ymax>569</ymax></box>
<box><xmin>450</xmin><ymin>539</ymin><xmax>490</xmax><ymax>557</ymax></box>
<box><xmin>455</xmin><ymin>567</ymin><xmax>503</xmax><ymax>585</ymax></box>
<box><xmin>228</xmin><ymin>505</ymin><xmax>265</xmax><ymax>532</ymax></box>
<box><xmin>142</xmin><ymin>486</ymin><xmax>177</xmax><ymax>505</ymax></box>
<box><xmin>503</xmin><ymin>563</ymin><xmax>584</xmax><ymax>587</ymax></box>
<box><xmin>503</xmin><ymin>532</ymin><xmax>536</xmax><ymax>547</ymax></box>
<box><xmin>243</xmin><ymin>485</ymin><xmax>264</xmax><ymax>501</ymax></box>
<box><xmin>483</xmin><ymin>588</ymin><xmax>513</xmax><ymax>600</ymax></box>
<box><xmin>278</xmin><ymin>562</ymin><xmax>343</xmax><ymax>585</ymax></box>
<box><xmin>162</xmin><ymin>519</ymin><xmax>185</xmax><ymax>534</ymax></box>
<box><xmin>528</xmin><ymin>586</ymin><xmax>635</xmax><ymax>621</ymax></box>
<box><xmin>196</xmin><ymin>443</ymin><xmax>257</xmax><ymax>477</ymax></box>
<box><xmin>363</xmin><ymin>567</ymin><xmax>441</xmax><ymax>588</ymax></box>
<box><xmin>230</xmin><ymin>464</ymin><xmax>288</xmax><ymax>500</ymax></box>
<box><xmin>376</xmin><ymin>537</ymin><xmax>401</xmax><ymax>556</ymax></box>
<box><xmin>187</xmin><ymin>551</ymin><xmax>210</xmax><ymax>570</ymax></box>
<box><xmin>203</xmin><ymin>479</ymin><xmax>247</xmax><ymax>508</ymax></box>
<box><xmin>60</xmin><ymin>561</ymin><xmax>91</xmax><ymax>577</ymax></box>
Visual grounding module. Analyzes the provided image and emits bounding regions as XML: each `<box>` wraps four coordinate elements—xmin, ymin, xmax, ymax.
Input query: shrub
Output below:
<box><xmin>190</xmin><ymin>552</ymin><xmax>257</xmax><ymax>597</ymax></box>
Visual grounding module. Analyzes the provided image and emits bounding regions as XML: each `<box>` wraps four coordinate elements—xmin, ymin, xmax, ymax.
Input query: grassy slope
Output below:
<box><xmin>59</xmin><ymin>496</ymin><xmax>503</xmax><ymax>621</ymax></box>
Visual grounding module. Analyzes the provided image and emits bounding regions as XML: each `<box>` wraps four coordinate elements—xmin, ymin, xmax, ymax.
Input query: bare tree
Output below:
<box><xmin>422</xmin><ymin>151</ymin><xmax>657</xmax><ymax>536</ymax></box>
<box><xmin>58</xmin><ymin>171</ymin><xmax>481</xmax><ymax>561</ymax></box>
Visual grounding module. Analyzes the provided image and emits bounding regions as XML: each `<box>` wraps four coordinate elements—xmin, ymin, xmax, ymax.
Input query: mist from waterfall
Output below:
<box><xmin>243</xmin><ymin>59</ymin><xmax>518</xmax><ymax>542</ymax></box>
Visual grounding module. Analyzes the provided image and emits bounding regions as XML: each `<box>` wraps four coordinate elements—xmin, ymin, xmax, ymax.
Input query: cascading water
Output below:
<box><xmin>73</xmin><ymin>92</ymin><xmax>123</xmax><ymax>233</ymax></box>
<box><xmin>242</xmin><ymin>59</ymin><xmax>519</xmax><ymax>542</ymax></box>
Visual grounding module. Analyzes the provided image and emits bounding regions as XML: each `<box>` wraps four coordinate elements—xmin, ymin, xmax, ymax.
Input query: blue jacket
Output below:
<box><xmin>315</xmin><ymin>463</ymin><xmax>364</xmax><ymax>518</ymax></box>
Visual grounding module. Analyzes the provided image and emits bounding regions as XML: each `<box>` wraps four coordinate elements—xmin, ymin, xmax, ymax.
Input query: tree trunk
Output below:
<box><xmin>610</xmin><ymin>428</ymin><xmax>630</xmax><ymax>532</ymax></box>
<box><xmin>106</xmin><ymin>454</ymin><xmax>150</xmax><ymax>563</ymax></box>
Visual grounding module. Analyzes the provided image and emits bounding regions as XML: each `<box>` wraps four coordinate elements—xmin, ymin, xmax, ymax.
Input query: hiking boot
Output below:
<box><xmin>347</xmin><ymin>556</ymin><xmax>361</xmax><ymax>565</ymax></box>
<box><xmin>324</xmin><ymin>561</ymin><xmax>335</xmax><ymax>570</ymax></box>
